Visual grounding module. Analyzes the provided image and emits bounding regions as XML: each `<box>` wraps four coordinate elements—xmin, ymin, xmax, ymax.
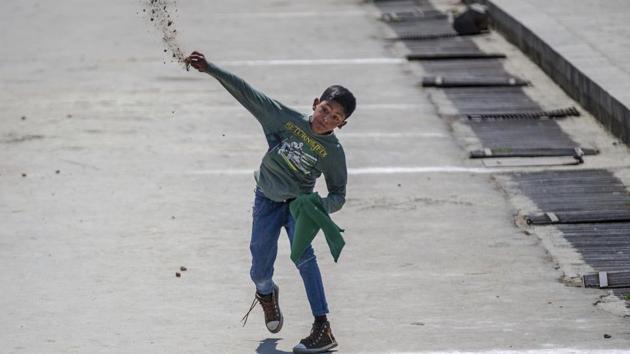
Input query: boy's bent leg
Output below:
<box><xmin>250</xmin><ymin>189</ymin><xmax>285</xmax><ymax>295</ymax></box>
<box><xmin>285</xmin><ymin>217</ymin><xmax>329</xmax><ymax>316</ymax></box>
<box><xmin>246</xmin><ymin>189</ymin><xmax>285</xmax><ymax>334</ymax></box>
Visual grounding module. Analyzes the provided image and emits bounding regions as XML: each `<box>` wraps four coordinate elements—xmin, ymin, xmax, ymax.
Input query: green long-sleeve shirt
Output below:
<box><xmin>205</xmin><ymin>62</ymin><xmax>347</xmax><ymax>213</ymax></box>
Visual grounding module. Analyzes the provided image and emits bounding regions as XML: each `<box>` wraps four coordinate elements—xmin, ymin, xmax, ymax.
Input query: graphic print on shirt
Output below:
<box><xmin>277</xmin><ymin>141</ymin><xmax>318</xmax><ymax>175</ymax></box>
<box><xmin>277</xmin><ymin>122</ymin><xmax>329</xmax><ymax>176</ymax></box>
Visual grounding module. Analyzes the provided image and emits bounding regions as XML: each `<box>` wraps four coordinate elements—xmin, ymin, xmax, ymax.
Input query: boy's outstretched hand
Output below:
<box><xmin>184</xmin><ymin>51</ymin><xmax>208</xmax><ymax>72</ymax></box>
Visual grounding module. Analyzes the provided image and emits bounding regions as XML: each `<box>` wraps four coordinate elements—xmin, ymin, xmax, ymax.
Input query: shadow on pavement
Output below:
<box><xmin>255</xmin><ymin>338</ymin><xmax>292</xmax><ymax>354</ymax></box>
<box><xmin>255</xmin><ymin>338</ymin><xmax>337</xmax><ymax>354</ymax></box>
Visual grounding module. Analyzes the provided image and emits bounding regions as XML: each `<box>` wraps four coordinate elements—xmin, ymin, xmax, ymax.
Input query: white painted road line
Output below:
<box><xmin>182</xmin><ymin>166</ymin><xmax>508</xmax><ymax>176</ymax></box>
<box><xmin>217</xmin><ymin>58</ymin><xmax>407</xmax><ymax>66</ymax></box>
<box><xmin>381</xmin><ymin>350</ymin><xmax>630</xmax><ymax>354</ymax></box>
<box><xmin>349</xmin><ymin>166</ymin><xmax>503</xmax><ymax>175</ymax></box>
<box><xmin>192</xmin><ymin>103</ymin><xmax>428</xmax><ymax>111</ymax></box>
<box><xmin>353</xmin><ymin>103</ymin><xmax>429</xmax><ymax>110</ymax></box>
<box><xmin>219</xmin><ymin>132</ymin><xmax>448</xmax><ymax>139</ymax></box>
<box><xmin>209</xmin><ymin>11</ymin><xmax>368</xmax><ymax>19</ymax></box>
<box><xmin>338</xmin><ymin>132</ymin><xmax>448</xmax><ymax>138</ymax></box>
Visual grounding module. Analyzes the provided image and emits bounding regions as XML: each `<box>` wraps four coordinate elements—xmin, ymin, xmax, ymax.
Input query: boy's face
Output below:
<box><xmin>311</xmin><ymin>98</ymin><xmax>347</xmax><ymax>134</ymax></box>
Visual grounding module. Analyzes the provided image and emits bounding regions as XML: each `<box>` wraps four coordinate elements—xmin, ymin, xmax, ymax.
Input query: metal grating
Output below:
<box><xmin>465</xmin><ymin>107</ymin><xmax>580</xmax><ymax>120</ymax></box>
<box><xmin>559</xmin><ymin>223</ymin><xmax>630</xmax><ymax>272</ymax></box>
<box><xmin>511</xmin><ymin>170</ymin><xmax>630</xmax><ymax>215</ymax></box>
<box><xmin>387</xmin><ymin>18</ymin><xmax>457</xmax><ymax>39</ymax></box>
<box><xmin>402</xmin><ymin>35</ymin><xmax>487</xmax><ymax>53</ymax></box>
<box><xmin>381</xmin><ymin>10</ymin><xmax>447</xmax><ymax>22</ymax></box>
<box><xmin>421</xmin><ymin>58</ymin><xmax>509</xmax><ymax>79</ymax></box>
<box><xmin>527</xmin><ymin>210</ymin><xmax>630</xmax><ymax>225</ymax></box>
<box><xmin>510</xmin><ymin>170</ymin><xmax>630</xmax><ymax>300</ymax></box>
<box><xmin>376</xmin><ymin>0</ymin><xmax>594</xmax><ymax>162</ymax></box>
<box><xmin>407</xmin><ymin>52</ymin><xmax>506</xmax><ymax>60</ymax></box>
<box><xmin>584</xmin><ymin>271</ymin><xmax>630</xmax><ymax>288</ymax></box>
<box><xmin>470</xmin><ymin>147</ymin><xmax>596</xmax><ymax>159</ymax></box>
<box><xmin>422</xmin><ymin>75</ymin><xmax>528</xmax><ymax>87</ymax></box>
<box><xmin>466</xmin><ymin>118</ymin><xmax>585</xmax><ymax>150</ymax></box>
<box><xmin>395</xmin><ymin>32</ymin><xmax>465</xmax><ymax>41</ymax></box>
<box><xmin>373</xmin><ymin>0</ymin><xmax>436</xmax><ymax>14</ymax></box>
<box><xmin>442</xmin><ymin>87</ymin><xmax>542</xmax><ymax>113</ymax></box>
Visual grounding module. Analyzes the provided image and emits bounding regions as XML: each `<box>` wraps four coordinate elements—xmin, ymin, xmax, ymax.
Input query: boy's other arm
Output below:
<box><xmin>321</xmin><ymin>155</ymin><xmax>347</xmax><ymax>214</ymax></box>
<box><xmin>186</xmin><ymin>51</ymin><xmax>295</xmax><ymax>129</ymax></box>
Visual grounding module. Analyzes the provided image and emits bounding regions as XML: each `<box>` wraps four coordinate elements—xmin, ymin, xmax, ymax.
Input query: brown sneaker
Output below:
<box><xmin>292</xmin><ymin>321</ymin><xmax>337</xmax><ymax>354</ymax></box>
<box><xmin>241</xmin><ymin>285</ymin><xmax>283</xmax><ymax>333</ymax></box>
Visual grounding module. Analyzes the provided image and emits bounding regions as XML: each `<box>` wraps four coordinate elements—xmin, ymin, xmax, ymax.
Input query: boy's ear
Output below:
<box><xmin>337</xmin><ymin>120</ymin><xmax>348</xmax><ymax>129</ymax></box>
<box><xmin>312</xmin><ymin>97</ymin><xmax>320</xmax><ymax>110</ymax></box>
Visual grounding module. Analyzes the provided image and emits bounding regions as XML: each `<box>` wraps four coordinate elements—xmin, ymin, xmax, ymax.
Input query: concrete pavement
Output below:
<box><xmin>1</xmin><ymin>0</ymin><xmax>630</xmax><ymax>352</ymax></box>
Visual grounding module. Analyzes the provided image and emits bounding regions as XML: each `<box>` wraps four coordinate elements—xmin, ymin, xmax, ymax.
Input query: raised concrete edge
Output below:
<box><xmin>464</xmin><ymin>0</ymin><xmax>630</xmax><ymax>146</ymax></box>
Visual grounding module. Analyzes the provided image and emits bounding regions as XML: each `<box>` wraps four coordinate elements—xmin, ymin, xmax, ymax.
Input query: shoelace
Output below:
<box><xmin>240</xmin><ymin>296</ymin><xmax>259</xmax><ymax>327</ymax></box>
<box><xmin>303</xmin><ymin>322</ymin><xmax>327</xmax><ymax>345</ymax></box>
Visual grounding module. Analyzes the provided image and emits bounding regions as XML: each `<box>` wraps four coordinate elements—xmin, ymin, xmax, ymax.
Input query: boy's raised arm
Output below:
<box><xmin>185</xmin><ymin>51</ymin><xmax>296</xmax><ymax>129</ymax></box>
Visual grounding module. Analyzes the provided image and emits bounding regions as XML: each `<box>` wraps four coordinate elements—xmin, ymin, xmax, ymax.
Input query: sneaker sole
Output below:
<box><xmin>267</xmin><ymin>285</ymin><xmax>283</xmax><ymax>334</ymax></box>
<box><xmin>292</xmin><ymin>341</ymin><xmax>337</xmax><ymax>354</ymax></box>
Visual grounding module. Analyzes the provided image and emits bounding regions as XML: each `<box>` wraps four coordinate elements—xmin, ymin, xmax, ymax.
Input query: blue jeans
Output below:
<box><xmin>249</xmin><ymin>188</ymin><xmax>329</xmax><ymax>316</ymax></box>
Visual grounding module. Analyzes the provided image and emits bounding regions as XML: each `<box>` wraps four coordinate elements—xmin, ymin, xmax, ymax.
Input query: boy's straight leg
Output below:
<box><xmin>285</xmin><ymin>215</ymin><xmax>330</xmax><ymax>316</ymax></box>
<box><xmin>249</xmin><ymin>189</ymin><xmax>285</xmax><ymax>295</ymax></box>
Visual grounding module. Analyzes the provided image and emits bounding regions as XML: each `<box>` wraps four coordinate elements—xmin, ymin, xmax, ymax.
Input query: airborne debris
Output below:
<box><xmin>142</xmin><ymin>0</ymin><xmax>186</xmax><ymax>67</ymax></box>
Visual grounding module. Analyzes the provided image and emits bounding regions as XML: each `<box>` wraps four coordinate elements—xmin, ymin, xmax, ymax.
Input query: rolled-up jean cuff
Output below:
<box><xmin>254</xmin><ymin>278</ymin><xmax>275</xmax><ymax>295</ymax></box>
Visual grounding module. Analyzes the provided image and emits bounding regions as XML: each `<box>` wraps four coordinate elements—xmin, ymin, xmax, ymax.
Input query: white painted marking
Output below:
<box><xmin>217</xmin><ymin>58</ymin><xmax>406</xmax><ymax>67</ymax></box>
<box><xmin>222</xmin><ymin>132</ymin><xmax>447</xmax><ymax>139</ymax></box>
<box><xmin>196</xmin><ymin>103</ymin><xmax>426</xmax><ymax>111</ymax></box>
<box><xmin>183</xmin><ymin>166</ymin><xmax>506</xmax><ymax>176</ymax></box>
<box><xmin>209</xmin><ymin>11</ymin><xmax>367</xmax><ymax>19</ymax></box>
<box><xmin>348</xmin><ymin>166</ymin><xmax>502</xmax><ymax>175</ymax></box>
<box><xmin>546</xmin><ymin>212</ymin><xmax>559</xmax><ymax>223</ymax></box>
<box><xmin>383</xmin><ymin>350</ymin><xmax>630</xmax><ymax>354</ymax></box>
<box><xmin>354</xmin><ymin>103</ymin><xmax>427</xmax><ymax>110</ymax></box>
<box><xmin>337</xmin><ymin>132</ymin><xmax>448</xmax><ymax>138</ymax></box>
<box><xmin>599</xmin><ymin>271</ymin><xmax>609</xmax><ymax>288</ymax></box>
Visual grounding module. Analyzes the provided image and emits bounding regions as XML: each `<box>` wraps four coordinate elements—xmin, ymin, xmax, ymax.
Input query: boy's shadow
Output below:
<box><xmin>255</xmin><ymin>338</ymin><xmax>291</xmax><ymax>354</ymax></box>
<box><xmin>255</xmin><ymin>338</ymin><xmax>336</xmax><ymax>354</ymax></box>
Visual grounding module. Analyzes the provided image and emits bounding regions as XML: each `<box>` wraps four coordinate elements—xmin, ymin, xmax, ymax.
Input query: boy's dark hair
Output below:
<box><xmin>320</xmin><ymin>85</ymin><xmax>356</xmax><ymax>119</ymax></box>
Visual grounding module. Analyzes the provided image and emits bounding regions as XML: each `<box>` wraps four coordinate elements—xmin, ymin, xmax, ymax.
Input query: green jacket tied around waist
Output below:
<box><xmin>289</xmin><ymin>193</ymin><xmax>345</xmax><ymax>263</ymax></box>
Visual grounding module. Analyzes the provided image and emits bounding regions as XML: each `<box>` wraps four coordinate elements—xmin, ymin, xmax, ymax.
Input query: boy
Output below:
<box><xmin>185</xmin><ymin>51</ymin><xmax>355</xmax><ymax>354</ymax></box>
